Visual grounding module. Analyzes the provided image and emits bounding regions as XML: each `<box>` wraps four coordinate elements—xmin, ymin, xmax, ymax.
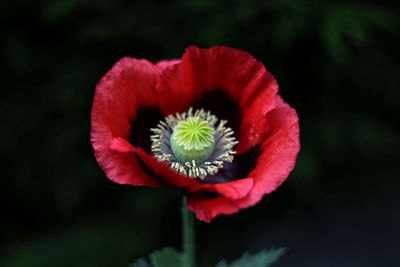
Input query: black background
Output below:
<box><xmin>1</xmin><ymin>0</ymin><xmax>399</xmax><ymax>266</ymax></box>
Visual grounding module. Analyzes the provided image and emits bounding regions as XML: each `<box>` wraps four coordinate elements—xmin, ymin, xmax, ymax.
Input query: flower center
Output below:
<box><xmin>170</xmin><ymin>117</ymin><xmax>215</xmax><ymax>164</ymax></box>
<box><xmin>150</xmin><ymin>108</ymin><xmax>238</xmax><ymax>179</ymax></box>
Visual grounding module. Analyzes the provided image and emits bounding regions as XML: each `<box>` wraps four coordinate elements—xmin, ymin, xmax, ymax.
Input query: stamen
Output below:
<box><xmin>150</xmin><ymin>108</ymin><xmax>238</xmax><ymax>179</ymax></box>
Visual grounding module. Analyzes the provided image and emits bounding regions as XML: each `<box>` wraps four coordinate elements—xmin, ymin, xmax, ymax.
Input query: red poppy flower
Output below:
<box><xmin>91</xmin><ymin>46</ymin><xmax>300</xmax><ymax>222</ymax></box>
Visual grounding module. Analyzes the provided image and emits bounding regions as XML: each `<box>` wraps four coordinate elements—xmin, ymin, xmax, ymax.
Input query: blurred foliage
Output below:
<box><xmin>130</xmin><ymin>247</ymin><xmax>183</xmax><ymax>267</ymax></box>
<box><xmin>1</xmin><ymin>0</ymin><xmax>399</xmax><ymax>266</ymax></box>
<box><xmin>215</xmin><ymin>248</ymin><xmax>286</xmax><ymax>267</ymax></box>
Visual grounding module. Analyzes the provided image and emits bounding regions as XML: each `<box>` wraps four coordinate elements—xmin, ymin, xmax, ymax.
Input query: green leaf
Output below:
<box><xmin>129</xmin><ymin>258</ymin><xmax>151</xmax><ymax>267</ymax></box>
<box><xmin>216</xmin><ymin>248</ymin><xmax>286</xmax><ymax>267</ymax></box>
<box><xmin>150</xmin><ymin>247</ymin><xmax>184</xmax><ymax>267</ymax></box>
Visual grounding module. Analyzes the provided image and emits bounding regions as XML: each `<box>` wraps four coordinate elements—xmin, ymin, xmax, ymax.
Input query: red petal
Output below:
<box><xmin>133</xmin><ymin>146</ymin><xmax>255</xmax><ymax>200</ymax></box>
<box><xmin>91</xmin><ymin>123</ymin><xmax>159</xmax><ymax>186</ymax></box>
<box><xmin>187</xmin><ymin>96</ymin><xmax>300</xmax><ymax>222</ymax></box>
<box><xmin>156</xmin><ymin>59</ymin><xmax>180</xmax><ymax>69</ymax></box>
<box><xmin>156</xmin><ymin>46</ymin><xmax>278</xmax><ymax>152</ymax></box>
<box><xmin>131</xmin><ymin>146</ymin><xmax>198</xmax><ymax>189</ymax></box>
<box><xmin>236</xmin><ymin>77</ymin><xmax>278</xmax><ymax>154</ymax></box>
<box><xmin>110</xmin><ymin>137</ymin><xmax>135</xmax><ymax>153</ymax></box>
<box><xmin>248</xmin><ymin>96</ymin><xmax>300</xmax><ymax>195</ymax></box>
<box><xmin>187</xmin><ymin>196</ymin><xmax>241</xmax><ymax>223</ymax></box>
<box><xmin>198</xmin><ymin>178</ymin><xmax>254</xmax><ymax>200</ymax></box>
<box><xmin>91</xmin><ymin>58</ymin><xmax>176</xmax><ymax>186</ymax></box>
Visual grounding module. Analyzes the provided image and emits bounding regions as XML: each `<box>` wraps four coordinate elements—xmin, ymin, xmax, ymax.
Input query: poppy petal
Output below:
<box><xmin>187</xmin><ymin>96</ymin><xmax>300</xmax><ymax>222</ymax></box>
<box><xmin>156</xmin><ymin>59</ymin><xmax>180</xmax><ymax>69</ymax></box>
<box><xmin>198</xmin><ymin>178</ymin><xmax>254</xmax><ymax>199</ymax></box>
<box><xmin>156</xmin><ymin>46</ymin><xmax>278</xmax><ymax>153</ymax></box>
<box><xmin>91</xmin><ymin>122</ymin><xmax>159</xmax><ymax>186</ymax></box>
<box><xmin>91</xmin><ymin>57</ymin><xmax>175</xmax><ymax>186</ymax></box>
<box><xmin>248</xmin><ymin>96</ymin><xmax>300</xmax><ymax>195</ymax></box>
<box><xmin>187</xmin><ymin>196</ymin><xmax>241</xmax><ymax>223</ymax></box>
<box><xmin>110</xmin><ymin>137</ymin><xmax>135</xmax><ymax>153</ymax></box>
<box><xmin>133</xmin><ymin>146</ymin><xmax>254</xmax><ymax>199</ymax></box>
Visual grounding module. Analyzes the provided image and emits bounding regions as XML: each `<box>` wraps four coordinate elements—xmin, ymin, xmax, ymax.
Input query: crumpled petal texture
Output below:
<box><xmin>157</xmin><ymin>46</ymin><xmax>279</xmax><ymax>154</ymax></box>
<box><xmin>91</xmin><ymin>58</ymin><xmax>179</xmax><ymax>187</ymax></box>
<box><xmin>187</xmin><ymin>96</ymin><xmax>300</xmax><ymax>222</ymax></box>
<box><xmin>91</xmin><ymin>46</ymin><xmax>300</xmax><ymax>222</ymax></box>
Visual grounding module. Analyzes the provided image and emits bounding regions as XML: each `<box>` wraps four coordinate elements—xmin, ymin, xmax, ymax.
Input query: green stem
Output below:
<box><xmin>182</xmin><ymin>197</ymin><xmax>195</xmax><ymax>267</ymax></box>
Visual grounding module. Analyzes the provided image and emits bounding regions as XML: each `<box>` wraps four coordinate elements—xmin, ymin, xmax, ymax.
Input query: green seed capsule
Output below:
<box><xmin>170</xmin><ymin>117</ymin><xmax>215</xmax><ymax>164</ymax></box>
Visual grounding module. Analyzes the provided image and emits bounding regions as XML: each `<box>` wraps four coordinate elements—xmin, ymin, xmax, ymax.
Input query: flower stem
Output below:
<box><xmin>182</xmin><ymin>197</ymin><xmax>195</xmax><ymax>267</ymax></box>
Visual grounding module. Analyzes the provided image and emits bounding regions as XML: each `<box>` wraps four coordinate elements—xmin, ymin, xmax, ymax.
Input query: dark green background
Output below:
<box><xmin>1</xmin><ymin>0</ymin><xmax>399</xmax><ymax>266</ymax></box>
